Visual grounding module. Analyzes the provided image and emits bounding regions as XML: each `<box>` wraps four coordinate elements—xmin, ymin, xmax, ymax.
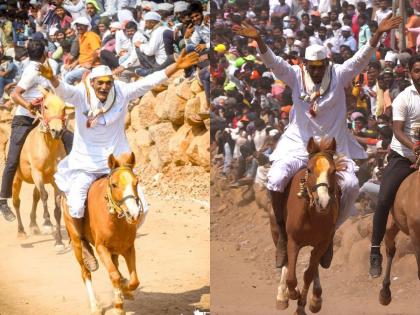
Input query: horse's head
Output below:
<box><xmin>37</xmin><ymin>86</ymin><xmax>67</xmax><ymax>139</ymax></box>
<box><xmin>305</xmin><ymin>137</ymin><xmax>338</xmax><ymax>214</ymax></box>
<box><xmin>107</xmin><ymin>152</ymin><xmax>143</xmax><ymax>224</ymax></box>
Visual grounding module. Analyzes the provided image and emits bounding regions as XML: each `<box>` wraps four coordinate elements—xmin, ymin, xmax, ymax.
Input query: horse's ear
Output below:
<box><xmin>38</xmin><ymin>86</ymin><xmax>49</xmax><ymax>97</ymax></box>
<box><xmin>307</xmin><ymin>137</ymin><xmax>319</xmax><ymax>155</ymax></box>
<box><xmin>127</xmin><ymin>152</ymin><xmax>136</xmax><ymax>167</ymax></box>
<box><xmin>327</xmin><ymin>138</ymin><xmax>337</xmax><ymax>152</ymax></box>
<box><xmin>108</xmin><ymin>154</ymin><xmax>119</xmax><ymax>169</ymax></box>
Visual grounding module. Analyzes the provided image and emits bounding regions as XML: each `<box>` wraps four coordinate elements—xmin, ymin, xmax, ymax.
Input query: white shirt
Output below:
<box><xmin>138</xmin><ymin>25</ymin><xmax>170</xmax><ymax>65</ymax></box>
<box><xmin>259</xmin><ymin>43</ymin><xmax>376</xmax><ymax>161</ymax></box>
<box><xmin>342</xmin><ymin>35</ymin><xmax>357</xmax><ymax>51</ymax></box>
<box><xmin>390</xmin><ymin>85</ymin><xmax>420</xmax><ymax>162</ymax></box>
<box><xmin>374</xmin><ymin>8</ymin><xmax>392</xmax><ymax>25</ymax></box>
<box><xmin>54</xmin><ymin>70</ymin><xmax>168</xmax><ymax>173</ymax></box>
<box><xmin>15</xmin><ymin>60</ymin><xmax>55</xmax><ymax>118</ymax></box>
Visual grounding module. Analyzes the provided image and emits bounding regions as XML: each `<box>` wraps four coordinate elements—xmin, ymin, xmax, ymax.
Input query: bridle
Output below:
<box><xmin>297</xmin><ymin>152</ymin><xmax>338</xmax><ymax>211</ymax></box>
<box><xmin>36</xmin><ymin>97</ymin><xmax>67</xmax><ymax>134</ymax></box>
<box><xmin>104</xmin><ymin>166</ymin><xmax>144</xmax><ymax>224</ymax></box>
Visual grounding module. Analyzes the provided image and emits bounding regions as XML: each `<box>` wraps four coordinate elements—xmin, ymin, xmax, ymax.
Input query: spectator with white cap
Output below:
<box><xmin>341</xmin><ymin>24</ymin><xmax>357</xmax><ymax>51</ymax></box>
<box><xmin>384</xmin><ymin>50</ymin><xmax>398</xmax><ymax>69</ymax></box>
<box><xmin>64</xmin><ymin>16</ymin><xmax>101</xmax><ymax>84</ymax></box>
<box><xmin>233</xmin><ymin>14</ymin><xmax>403</xmax><ymax>269</ymax></box>
<box><xmin>134</xmin><ymin>11</ymin><xmax>175</xmax><ymax>77</ymax></box>
<box><xmin>283</xmin><ymin>28</ymin><xmax>296</xmax><ymax>55</ymax></box>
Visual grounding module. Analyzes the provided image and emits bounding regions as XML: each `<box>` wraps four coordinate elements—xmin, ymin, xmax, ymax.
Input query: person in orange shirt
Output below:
<box><xmin>64</xmin><ymin>17</ymin><xmax>101</xmax><ymax>84</ymax></box>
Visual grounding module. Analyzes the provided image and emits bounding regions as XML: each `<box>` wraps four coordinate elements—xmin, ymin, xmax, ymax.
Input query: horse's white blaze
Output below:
<box><xmin>316</xmin><ymin>171</ymin><xmax>330</xmax><ymax>209</ymax></box>
<box><xmin>85</xmin><ymin>279</ymin><xmax>99</xmax><ymax>310</ymax></box>
<box><xmin>122</xmin><ymin>177</ymin><xmax>139</xmax><ymax>219</ymax></box>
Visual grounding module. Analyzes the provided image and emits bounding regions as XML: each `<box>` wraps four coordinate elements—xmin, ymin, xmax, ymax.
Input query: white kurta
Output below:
<box><xmin>260</xmin><ymin>43</ymin><xmax>375</xmax><ymax>162</ymax></box>
<box><xmin>54</xmin><ymin>70</ymin><xmax>168</xmax><ymax>217</ymax></box>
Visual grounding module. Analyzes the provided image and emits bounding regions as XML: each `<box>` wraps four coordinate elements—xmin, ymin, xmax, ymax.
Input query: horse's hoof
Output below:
<box><xmin>379</xmin><ymin>288</ymin><xmax>391</xmax><ymax>305</ymax></box>
<box><xmin>113</xmin><ymin>308</ymin><xmax>125</xmax><ymax>315</ymax></box>
<box><xmin>42</xmin><ymin>223</ymin><xmax>54</xmax><ymax>234</ymax></box>
<box><xmin>276</xmin><ymin>298</ymin><xmax>289</xmax><ymax>310</ymax></box>
<box><xmin>289</xmin><ymin>288</ymin><xmax>300</xmax><ymax>300</ymax></box>
<box><xmin>309</xmin><ymin>296</ymin><xmax>322</xmax><ymax>313</ymax></box>
<box><xmin>17</xmin><ymin>231</ymin><xmax>27</xmax><ymax>239</ymax></box>
<box><xmin>55</xmin><ymin>243</ymin><xmax>66</xmax><ymax>252</ymax></box>
<box><xmin>293</xmin><ymin>309</ymin><xmax>307</xmax><ymax>315</ymax></box>
<box><xmin>30</xmin><ymin>226</ymin><xmax>41</xmax><ymax>235</ymax></box>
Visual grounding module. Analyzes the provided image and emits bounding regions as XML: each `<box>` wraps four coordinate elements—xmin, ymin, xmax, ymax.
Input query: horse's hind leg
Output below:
<box><xmin>29</xmin><ymin>187</ymin><xmax>41</xmax><ymax>235</ymax></box>
<box><xmin>12</xmin><ymin>176</ymin><xmax>25</xmax><ymax>238</ymax></box>
<box><xmin>53</xmin><ymin>186</ymin><xmax>64</xmax><ymax>251</ymax></box>
<box><xmin>121</xmin><ymin>245</ymin><xmax>140</xmax><ymax>300</ymax></box>
<box><xmin>33</xmin><ymin>173</ymin><xmax>53</xmax><ymax>233</ymax></box>
<box><xmin>379</xmin><ymin>219</ymin><xmax>399</xmax><ymax>306</ymax></box>
<box><xmin>408</xmin><ymin>227</ymin><xmax>420</xmax><ymax>280</ymax></box>
<box><xmin>96</xmin><ymin>244</ymin><xmax>125</xmax><ymax>314</ymax></box>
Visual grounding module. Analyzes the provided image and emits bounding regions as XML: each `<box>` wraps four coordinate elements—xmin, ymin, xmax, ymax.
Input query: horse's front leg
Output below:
<box><xmin>12</xmin><ymin>176</ymin><xmax>26</xmax><ymax>238</ymax></box>
<box><xmin>33</xmin><ymin>173</ymin><xmax>53</xmax><ymax>234</ymax></box>
<box><xmin>122</xmin><ymin>245</ymin><xmax>140</xmax><ymax>300</ymax></box>
<box><xmin>96</xmin><ymin>244</ymin><xmax>125</xmax><ymax>314</ymax></box>
<box><xmin>286</xmin><ymin>239</ymin><xmax>300</xmax><ymax>301</ymax></box>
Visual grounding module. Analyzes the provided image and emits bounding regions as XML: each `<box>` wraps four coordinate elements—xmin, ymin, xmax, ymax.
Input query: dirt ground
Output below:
<box><xmin>0</xmin><ymin>180</ymin><xmax>210</xmax><ymax>315</ymax></box>
<box><xmin>211</xmin><ymin>177</ymin><xmax>420</xmax><ymax>315</ymax></box>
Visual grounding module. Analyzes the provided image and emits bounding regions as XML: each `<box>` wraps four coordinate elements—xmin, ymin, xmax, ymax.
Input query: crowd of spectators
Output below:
<box><xmin>210</xmin><ymin>0</ymin><xmax>420</xmax><ymax>207</ymax></box>
<box><xmin>0</xmin><ymin>0</ymin><xmax>210</xmax><ymax>113</ymax></box>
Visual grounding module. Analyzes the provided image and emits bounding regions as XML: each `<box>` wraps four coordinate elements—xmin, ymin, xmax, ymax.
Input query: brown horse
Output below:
<box><xmin>13</xmin><ymin>86</ymin><xmax>68</xmax><ymax>249</ymax></box>
<box><xmin>378</xmin><ymin>157</ymin><xmax>420</xmax><ymax>306</ymax></box>
<box><xmin>275</xmin><ymin>137</ymin><xmax>344</xmax><ymax>315</ymax></box>
<box><xmin>63</xmin><ymin>152</ymin><xmax>144</xmax><ymax>315</ymax></box>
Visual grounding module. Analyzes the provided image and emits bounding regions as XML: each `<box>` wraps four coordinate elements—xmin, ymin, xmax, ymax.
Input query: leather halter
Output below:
<box><xmin>37</xmin><ymin>97</ymin><xmax>67</xmax><ymax>133</ymax></box>
<box><xmin>104</xmin><ymin>166</ymin><xmax>144</xmax><ymax>224</ymax></box>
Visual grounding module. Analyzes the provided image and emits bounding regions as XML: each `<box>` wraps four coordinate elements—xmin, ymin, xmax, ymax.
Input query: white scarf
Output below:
<box><xmin>302</xmin><ymin>63</ymin><xmax>332</xmax><ymax>102</ymax></box>
<box><xmin>84</xmin><ymin>77</ymin><xmax>116</xmax><ymax>126</ymax></box>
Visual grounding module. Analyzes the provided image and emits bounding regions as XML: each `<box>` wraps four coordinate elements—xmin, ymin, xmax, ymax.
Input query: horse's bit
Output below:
<box><xmin>104</xmin><ymin>166</ymin><xmax>144</xmax><ymax>224</ymax></box>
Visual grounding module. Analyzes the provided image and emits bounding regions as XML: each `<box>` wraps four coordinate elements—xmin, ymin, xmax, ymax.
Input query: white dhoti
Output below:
<box><xmin>266</xmin><ymin>155</ymin><xmax>359</xmax><ymax>229</ymax></box>
<box><xmin>54</xmin><ymin>159</ymin><xmax>149</xmax><ymax>220</ymax></box>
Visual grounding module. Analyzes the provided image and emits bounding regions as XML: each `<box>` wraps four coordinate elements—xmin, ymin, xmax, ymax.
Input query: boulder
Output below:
<box><xmin>148</xmin><ymin>122</ymin><xmax>176</xmax><ymax>168</ymax></box>
<box><xmin>168</xmin><ymin>124</ymin><xmax>193</xmax><ymax>165</ymax></box>
<box><xmin>189</xmin><ymin>77</ymin><xmax>203</xmax><ymax>95</ymax></box>
<box><xmin>197</xmin><ymin>90</ymin><xmax>208</xmax><ymax>112</ymax></box>
<box><xmin>184</xmin><ymin>96</ymin><xmax>201</xmax><ymax>125</ymax></box>
<box><xmin>133</xmin><ymin>92</ymin><xmax>160</xmax><ymax>129</ymax></box>
<box><xmin>154</xmin><ymin>90</ymin><xmax>169</xmax><ymax>121</ymax></box>
<box><xmin>176</xmin><ymin>78</ymin><xmax>193</xmax><ymax>101</ymax></box>
<box><xmin>186</xmin><ymin>130</ymin><xmax>210</xmax><ymax>170</ymax></box>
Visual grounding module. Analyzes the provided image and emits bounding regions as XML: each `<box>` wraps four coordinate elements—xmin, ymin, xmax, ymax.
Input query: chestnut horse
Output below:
<box><xmin>13</xmin><ymin>86</ymin><xmax>68</xmax><ymax>249</ymax></box>
<box><xmin>63</xmin><ymin>152</ymin><xmax>145</xmax><ymax>315</ymax></box>
<box><xmin>378</xmin><ymin>156</ymin><xmax>420</xmax><ymax>306</ymax></box>
<box><xmin>275</xmin><ymin>137</ymin><xmax>344</xmax><ymax>315</ymax></box>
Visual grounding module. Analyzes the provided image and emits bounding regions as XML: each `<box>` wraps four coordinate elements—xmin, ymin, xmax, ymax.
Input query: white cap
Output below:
<box><xmin>49</xmin><ymin>26</ymin><xmax>58</xmax><ymax>36</ymax></box>
<box><xmin>72</xmin><ymin>17</ymin><xmax>91</xmax><ymax>30</ymax></box>
<box><xmin>174</xmin><ymin>1</ymin><xmax>189</xmax><ymax>13</ymax></box>
<box><xmin>141</xmin><ymin>1</ymin><xmax>158</xmax><ymax>11</ymax></box>
<box><xmin>283</xmin><ymin>29</ymin><xmax>295</xmax><ymax>38</ymax></box>
<box><xmin>144</xmin><ymin>11</ymin><xmax>161</xmax><ymax>21</ymax></box>
<box><xmin>90</xmin><ymin>65</ymin><xmax>113</xmax><ymax>79</ymax></box>
<box><xmin>110</xmin><ymin>21</ymin><xmax>122</xmax><ymax>29</ymax></box>
<box><xmin>341</xmin><ymin>25</ymin><xmax>352</xmax><ymax>32</ymax></box>
<box><xmin>385</xmin><ymin>51</ymin><xmax>398</xmax><ymax>63</ymax></box>
<box><xmin>293</xmin><ymin>40</ymin><xmax>303</xmax><ymax>47</ymax></box>
<box><xmin>157</xmin><ymin>3</ymin><xmax>174</xmax><ymax>12</ymax></box>
<box><xmin>262</xmin><ymin>72</ymin><xmax>274</xmax><ymax>79</ymax></box>
<box><xmin>305</xmin><ymin>44</ymin><xmax>328</xmax><ymax>60</ymax></box>
<box><xmin>283</xmin><ymin>16</ymin><xmax>290</xmax><ymax>21</ymax></box>
<box><xmin>321</xmin><ymin>12</ymin><xmax>329</xmax><ymax>18</ymax></box>
<box><xmin>269</xmin><ymin>129</ymin><xmax>279</xmax><ymax>136</ymax></box>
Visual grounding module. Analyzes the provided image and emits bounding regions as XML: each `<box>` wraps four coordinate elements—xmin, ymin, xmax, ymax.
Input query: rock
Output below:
<box><xmin>168</xmin><ymin>124</ymin><xmax>193</xmax><ymax>165</ymax></box>
<box><xmin>154</xmin><ymin>90</ymin><xmax>169</xmax><ymax>121</ymax></box>
<box><xmin>148</xmin><ymin>122</ymin><xmax>176</xmax><ymax>168</ymax></box>
<box><xmin>175</xmin><ymin>78</ymin><xmax>192</xmax><ymax>101</ymax></box>
<box><xmin>197</xmin><ymin>90</ymin><xmax>208</xmax><ymax>112</ymax></box>
<box><xmin>125</xmin><ymin>112</ymin><xmax>131</xmax><ymax>129</ymax></box>
<box><xmin>190</xmin><ymin>77</ymin><xmax>203</xmax><ymax>95</ymax></box>
<box><xmin>203</xmin><ymin>118</ymin><xmax>210</xmax><ymax>131</ymax></box>
<box><xmin>186</xmin><ymin>130</ymin><xmax>210</xmax><ymax>170</ymax></box>
<box><xmin>148</xmin><ymin>146</ymin><xmax>163</xmax><ymax>171</ymax></box>
<box><xmin>166</xmin><ymin>83</ymin><xmax>187</xmax><ymax>125</ymax></box>
<box><xmin>133</xmin><ymin>92</ymin><xmax>159</xmax><ymax>129</ymax></box>
<box><xmin>134</xmin><ymin>128</ymin><xmax>153</xmax><ymax>165</ymax></box>
<box><xmin>184</xmin><ymin>96</ymin><xmax>200</xmax><ymax>125</ymax></box>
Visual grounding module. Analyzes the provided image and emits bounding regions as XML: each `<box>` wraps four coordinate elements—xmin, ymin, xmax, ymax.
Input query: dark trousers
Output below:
<box><xmin>100</xmin><ymin>50</ymin><xmax>120</xmax><ymax>69</ymax></box>
<box><xmin>0</xmin><ymin>115</ymin><xmax>74</xmax><ymax>198</ymax></box>
<box><xmin>371</xmin><ymin>150</ymin><xmax>416</xmax><ymax>246</ymax></box>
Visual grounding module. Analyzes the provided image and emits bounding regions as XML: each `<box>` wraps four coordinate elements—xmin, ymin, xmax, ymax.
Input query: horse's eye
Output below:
<box><xmin>111</xmin><ymin>183</ymin><xmax>117</xmax><ymax>188</ymax></box>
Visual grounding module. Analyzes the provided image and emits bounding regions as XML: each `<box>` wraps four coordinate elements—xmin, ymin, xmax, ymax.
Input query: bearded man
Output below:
<box><xmin>233</xmin><ymin>14</ymin><xmax>402</xmax><ymax>269</ymax></box>
<box><xmin>38</xmin><ymin>49</ymin><xmax>198</xmax><ymax>272</ymax></box>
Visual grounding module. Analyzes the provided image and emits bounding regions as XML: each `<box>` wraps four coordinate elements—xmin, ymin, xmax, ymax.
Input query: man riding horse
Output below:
<box><xmin>233</xmin><ymin>15</ymin><xmax>402</xmax><ymax>269</ymax></box>
<box><xmin>38</xmin><ymin>49</ymin><xmax>199</xmax><ymax>271</ymax></box>
<box><xmin>0</xmin><ymin>39</ymin><xmax>73</xmax><ymax>222</ymax></box>
<box><xmin>369</xmin><ymin>54</ymin><xmax>420</xmax><ymax>278</ymax></box>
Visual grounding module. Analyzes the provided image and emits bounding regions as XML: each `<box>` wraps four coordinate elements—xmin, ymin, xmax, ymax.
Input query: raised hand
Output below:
<box><xmin>38</xmin><ymin>61</ymin><xmax>53</xmax><ymax>80</ymax></box>
<box><xmin>232</xmin><ymin>21</ymin><xmax>259</xmax><ymax>39</ymax></box>
<box><xmin>378</xmin><ymin>14</ymin><xmax>403</xmax><ymax>33</ymax></box>
<box><xmin>176</xmin><ymin>49</ymin><xmax>199</xmax><ymax>69</ymax></box>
